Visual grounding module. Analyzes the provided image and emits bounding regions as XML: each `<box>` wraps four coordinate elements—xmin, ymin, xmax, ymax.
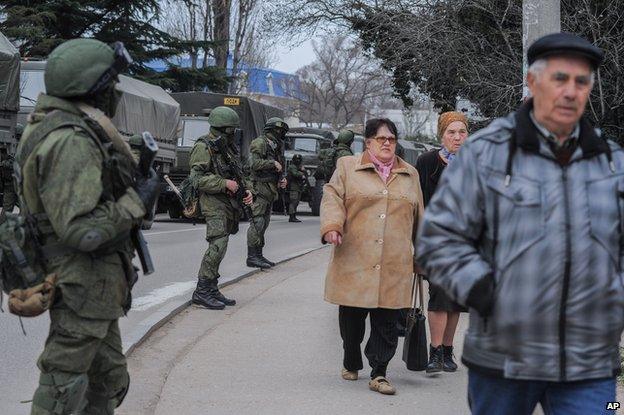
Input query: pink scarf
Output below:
<box><xmin>368</xmin><ymin>150</ymin><xmax>395</xmax><ymax>183</ymax></box>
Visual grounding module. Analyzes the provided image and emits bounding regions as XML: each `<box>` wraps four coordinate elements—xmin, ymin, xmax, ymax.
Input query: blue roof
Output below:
<box><xmin>145</xmin><ymin>54</ymin><xmax>300</xmax><ymax>98</ymax></box>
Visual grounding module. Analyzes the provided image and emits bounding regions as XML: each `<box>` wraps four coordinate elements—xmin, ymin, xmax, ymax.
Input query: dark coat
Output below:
<box><xmin>415</xmin><ymin>150</ymin><xmax>446</xmax><ymax>207</ymax></box>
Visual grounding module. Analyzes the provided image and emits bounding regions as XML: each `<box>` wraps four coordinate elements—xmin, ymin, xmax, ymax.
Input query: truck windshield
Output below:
<box><xmin>20</xmin><ymin>70</ymin><xmax>45</xmax><ymax>107</ymax></box>
<box><xmin>180</xmin><ymin>118</ymin><xmax>210</xmax><ymax>147</ymax></box>
<box><xmin>293</xmin><ymin>138</ymin><xmax>317</xmax><ymax>152</ymax></box>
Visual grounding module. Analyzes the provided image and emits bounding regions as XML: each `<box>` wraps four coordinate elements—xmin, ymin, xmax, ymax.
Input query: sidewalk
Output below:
<box><xmin>120</xmin><ymin>248</ymin><xmax>471</xmax><ymax>415</ymax></box>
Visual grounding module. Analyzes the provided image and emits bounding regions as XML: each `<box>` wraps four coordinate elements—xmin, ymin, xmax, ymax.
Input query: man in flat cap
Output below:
<box><xmin>418</xmin><ymin>33</ymin><xmax>622</xmax><ymax>414</ymax></box>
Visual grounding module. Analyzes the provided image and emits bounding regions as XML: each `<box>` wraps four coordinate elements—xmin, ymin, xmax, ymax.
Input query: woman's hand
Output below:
<box><xmin>323</xmin><ymin>231</ymin><xmax>342</xmax><ymax>246</ymax></box>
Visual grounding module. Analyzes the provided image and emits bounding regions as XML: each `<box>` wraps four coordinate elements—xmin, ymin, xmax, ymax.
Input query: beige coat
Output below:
<box><xmin>320</xmin><ymin>152</ymin><xmax>424</xmax><ymax>309</ymax></box>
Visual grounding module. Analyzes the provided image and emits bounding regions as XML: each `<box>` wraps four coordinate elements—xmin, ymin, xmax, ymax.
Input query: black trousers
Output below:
<box><xmin>338</xmin><ymin>306</ymin><xmax>399</xmax><ymax>378</ymax></box>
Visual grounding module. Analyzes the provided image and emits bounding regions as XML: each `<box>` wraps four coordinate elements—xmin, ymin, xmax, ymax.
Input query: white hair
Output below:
<box><xmin>528</xmin><ymin>57</ymin><xmax>595</xmax><ymax>85</ymax></box>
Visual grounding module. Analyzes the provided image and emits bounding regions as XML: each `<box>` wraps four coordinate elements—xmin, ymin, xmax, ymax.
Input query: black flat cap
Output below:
<box><xmin>528</xmin><ymin>32</ymin><xmax>604</xmax><ymax>68</ymax></box>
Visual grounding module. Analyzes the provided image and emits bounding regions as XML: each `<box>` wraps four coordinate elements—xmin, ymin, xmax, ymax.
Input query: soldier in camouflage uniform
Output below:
<box><xmin>190</xmin><ymin>106</ymin><xmax>254</xmax><ymax>309</ymax></box>
<box><xmin>246</xmin><ymin>117</ymin><xmax>289</xmax><ymax>269</ymax></box>
<box><xmin>0</xmin><ymin>123</ymin><xmax>21</xmax><ymax>223</ymax></box>
<box><xmin>327</xmin><ymin>129</ymin><xmax>355</xmax><ymax>178</ymax></box>
<box><xmin>18</xmin><ymin>39</ymin><xmax>160</xmax><ymax>414</ymax></box>
<box><xmin>286</xmin><ymin>154</ymin><xmax>306</xmax><ymax>223</ymax></box>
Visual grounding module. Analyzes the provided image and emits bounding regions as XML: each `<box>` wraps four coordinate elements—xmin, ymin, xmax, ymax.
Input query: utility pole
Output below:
<box><xmin>522</xmin><ymin>0</ymin><xmax>561</xmax><ymax>97</ymax></box>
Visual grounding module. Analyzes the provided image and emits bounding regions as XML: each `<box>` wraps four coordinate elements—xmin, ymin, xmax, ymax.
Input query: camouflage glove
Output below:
<box><xmin>133</xmin><ymin>168</ymin><xmax>160</xmax><ymax>214</ymax></box>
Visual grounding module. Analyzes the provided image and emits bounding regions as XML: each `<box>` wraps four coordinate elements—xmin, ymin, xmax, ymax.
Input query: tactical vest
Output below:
<box><xmin>251</xmin><ymin>135</ymin><xmax>280</xmax><ymax>183</ymax></box>
<box><xmin>16</xmin><ymin>108</ymin><xmax>135</xmax><ymax>254</ymax></box>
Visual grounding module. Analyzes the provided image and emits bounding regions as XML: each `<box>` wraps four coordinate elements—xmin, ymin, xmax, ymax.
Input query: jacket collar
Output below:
<box><xmin>355</xmin><ymin>151</ymin><xmax>412</xmax><ymax>175</ymax></box>
<box><xmin>514</xmin><ymin>98</ymin><xmax>607</xmax><ymax>158</ymax></box>
<box><xmin>32</xmin><ymin>93</ymin><xmax>82</xmax><ymax>116</ymax></box>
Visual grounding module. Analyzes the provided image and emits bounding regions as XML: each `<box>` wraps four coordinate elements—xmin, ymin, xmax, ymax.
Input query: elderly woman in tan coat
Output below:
<box><xmin>320</xmin><ymin>118</ymin><xmax>424</xmax><ymax>395</ymax></box>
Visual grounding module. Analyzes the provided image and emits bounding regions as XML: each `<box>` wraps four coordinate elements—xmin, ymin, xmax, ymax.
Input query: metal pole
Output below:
<box><xmin>522</xmin><ymin>0</ymin><xmax>561</xmax><ymax>97</ymax></box>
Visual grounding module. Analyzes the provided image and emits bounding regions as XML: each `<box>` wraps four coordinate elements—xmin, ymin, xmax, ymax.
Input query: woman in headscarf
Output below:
<box><xmin>416</xmin><ymin>111</ymin><xmax>469</xmax><ymax>374</ymax></box>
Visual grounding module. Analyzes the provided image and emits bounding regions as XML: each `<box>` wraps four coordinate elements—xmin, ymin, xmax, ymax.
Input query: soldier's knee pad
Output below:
<box><xmin>32</xmin><ymin>372</ymin><xmax>88</xmax><ymax>414</ymax></box>
<box><xmin>83</xmin><ymin>370</ymin><xmax>129</xmax><ymax>413</ymax></box>
<box><xmin>112</xmin><ymin>370</ymin><xmax>130</xmax><ymax>408</ymax></box>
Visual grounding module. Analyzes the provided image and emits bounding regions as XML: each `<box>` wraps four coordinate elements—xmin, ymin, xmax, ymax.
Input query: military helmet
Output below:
<box><xmin>208</xmin><ymin>106</ymin><xmax>240</xmax><ymax>129</ymax></box>
<box><xmin>292</xmin><ymin>154</ymin><xmax>303</xmax><ymax>164</ymax></box>
<box><xmin>45</xmin><ymin>39</ymin><xmax>132</xmax><ymax>98</ymax></box>
<box><xmin>336</xmin><ymin>129</ymin><xmax>355</xmax><ymax>145</ymax></box>
<box><xmin>264</xmin><ymin>117</ymin><xmax>289</xmax><ymax>133</ymax></box>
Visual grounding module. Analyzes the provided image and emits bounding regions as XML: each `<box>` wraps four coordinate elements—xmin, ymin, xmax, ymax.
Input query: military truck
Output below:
<box><xmin>0</xmin><ymin>31</ymin><xmax>20</xmax><ymax>152</ymax></box>
<box><xmin>163</xmin><ymin>92</ymin><xmax>284</xmax><ymax>219</ymax></box>
<box><xmin>281</xmin><ymin>129</ymin><xmax>334</xmax><ymax>216</ymax></box>
<box><xmin>19</xmin><ymin>62</ymin><xmax>181</xmax><ymax>228</ymax></box>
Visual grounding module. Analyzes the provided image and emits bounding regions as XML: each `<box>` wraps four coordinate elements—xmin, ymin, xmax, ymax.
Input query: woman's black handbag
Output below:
<box><xmin>402</xmin><ymin>274</ymin><xmax>428</xmax><ymax>371</ymax></box>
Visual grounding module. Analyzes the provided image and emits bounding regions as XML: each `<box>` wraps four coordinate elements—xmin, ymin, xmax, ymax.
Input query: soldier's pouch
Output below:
<box><xmin>8</xmin><ymin>274</ymin><xmax>57</xmax><ymax>317</ymax></box>
<box><xmin>0</xmin><ymin>213</ymin><xmax>55</xmax><ymax>316</ymax></box>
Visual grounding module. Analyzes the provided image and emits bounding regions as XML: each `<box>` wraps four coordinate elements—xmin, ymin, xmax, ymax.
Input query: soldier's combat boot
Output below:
<box><xmin>246</xmin><ymin>247</ymin><xmax>271</xmax><ymax>269</ymax></box>
<box><xmin>259</xmin><ymin>247</ymin><xmax>276</xmax><ymax>267</ymax></box>
<box><xmin>192</xmin><ymin>278</ymin><xmax>225</xmax><ymax>310</ymax></box>
<box><xmin>289</xmin><ymin>214</ymin><xmax>301</xmax><ymax>223</ymax></box>
<box><xmin>210</xmin><ymin>279</ymin><xmax>236</xmax><ymax>306</ymax></box>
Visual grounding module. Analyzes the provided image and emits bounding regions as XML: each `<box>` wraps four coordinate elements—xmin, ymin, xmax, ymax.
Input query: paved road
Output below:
<box><xmin>120</xmin><ymin>249</ymin><xmax>472</xmax><ymax>415</ymax></box>
<box><xmin>0</xmin><ymin>212</ymin><xmax>321</xmax><ymax>415</ymax></box>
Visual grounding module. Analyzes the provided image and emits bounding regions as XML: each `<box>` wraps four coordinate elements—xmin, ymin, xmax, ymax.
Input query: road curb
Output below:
<box><xmin>124</xmin><ymin>245</ymin><xmax>326</xmax><ymax>356</ymax></box>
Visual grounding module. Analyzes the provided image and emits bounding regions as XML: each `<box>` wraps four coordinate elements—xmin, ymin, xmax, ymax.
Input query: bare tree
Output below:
<box><xmin>229</xmin><ymin>0</ymin><xmax>278</xmax><ymax>93</ymax></box>
<box><xmin>292</xmin><ymin>35</ymin><xmax>393</xmax><ymax>128</ymax></box>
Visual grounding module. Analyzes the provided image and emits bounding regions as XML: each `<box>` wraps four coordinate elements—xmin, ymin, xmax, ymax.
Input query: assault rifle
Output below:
<box><xmin>209</xmin><ymin>136</ymin><xmax>259</xmax><ymax>232</ymax></box>
<box><xmin>131</xmin><ymin>132</ymin><xmax>157</xmax><ymax>275</ymax></box>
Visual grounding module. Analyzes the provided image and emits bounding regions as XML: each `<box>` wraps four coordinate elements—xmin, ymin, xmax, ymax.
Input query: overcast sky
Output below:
<box><xmin>272</xmin><ymin>39</ymin><xmax>316</xmax><ymax>74</ymax></box>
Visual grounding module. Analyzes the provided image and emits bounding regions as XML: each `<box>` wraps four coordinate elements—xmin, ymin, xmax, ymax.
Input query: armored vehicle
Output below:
<box><xmin>281</xmin><ymin>131</ymin><xmax>333</xmax><ymax>215</ymax></box>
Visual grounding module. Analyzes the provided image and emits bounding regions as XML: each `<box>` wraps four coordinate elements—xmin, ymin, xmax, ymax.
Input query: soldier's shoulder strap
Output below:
<box><xmin>16</xmin><ymin>110</ymin><xmax>101</xmax><ymax>169</ymax></box>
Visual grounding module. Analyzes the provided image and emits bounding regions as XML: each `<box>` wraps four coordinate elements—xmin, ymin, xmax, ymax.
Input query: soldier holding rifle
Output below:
<box><xmin>17</xmin><ymin>39</ymin><xmax>160</xmax><ymax>414</ymax></box>
<box><xmin>246</xmin><ymin>117</ymin><xmax>289</xmax><ymax>269</ymax></box>
<box><xmin>189</xmin><ymin>106</ymin><xmax>254</xmax><ymax>310</ymax></box>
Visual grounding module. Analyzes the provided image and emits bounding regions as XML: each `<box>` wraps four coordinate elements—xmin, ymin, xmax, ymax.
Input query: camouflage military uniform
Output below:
<box><xmin>190</xmin><ymin>106</ymin><xmax>251</xmax><ymax>309</ymax></box>
<box><xmin>18</xmin><ymin>39</ymin><xmax>158</xmax><ymax>415</ymax></box>
<box><xmin>286</xmin><ymin>155</ymin><xmax>305</xmax><ymax>222</ymax></box>
<box><xmin>326</xmin><ymin>130</ymin><xmax>355</xmax><ymax>179</ymax></box>
<box><xmin>246</xmin><ymin>118</ymin><xmax>288</xmax><ymax>268</ymax></box>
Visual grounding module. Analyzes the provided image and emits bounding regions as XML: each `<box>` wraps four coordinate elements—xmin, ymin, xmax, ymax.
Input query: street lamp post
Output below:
<box><xmin>522</xmin><ymin>0</ymin><xmax>561</xmax><ymax>97</ymax></box>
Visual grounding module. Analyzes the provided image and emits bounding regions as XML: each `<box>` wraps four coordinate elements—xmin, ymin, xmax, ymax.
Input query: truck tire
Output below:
<box><xmin>169</xmin><ymin>202</ymin><xmax>183</xmax><ymax>219</ymax></box>
<box><xmin>310</xmin><ymin>181</ymin><xmax>324</xmax><ymax>216</ymax></box>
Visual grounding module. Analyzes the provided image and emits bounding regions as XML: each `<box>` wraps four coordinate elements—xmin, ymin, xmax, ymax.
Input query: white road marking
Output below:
<box><xmin>144</xmin><ymin>228</ymin><xmax>205</xmax><ymax>236</ymax></box>
<box><xmin>131</xmin><ymin>281</ymin><xmax>196</xmax><ymax>311</ymax></box>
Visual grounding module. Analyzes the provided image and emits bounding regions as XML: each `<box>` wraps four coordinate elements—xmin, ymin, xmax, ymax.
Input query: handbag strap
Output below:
<box><xmin>417</xmin><ymin>274</ymin><xmax>424</xmax><ymax>311</ymax></box>
<box><xmin>409</xmin><ymin>274</ymin><xmax>425</xmax><ymax>316</ymax></box>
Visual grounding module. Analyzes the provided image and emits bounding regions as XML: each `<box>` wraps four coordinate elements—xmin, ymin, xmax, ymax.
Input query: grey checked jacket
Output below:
<box><xmin>417</xmin><ymin>100</ymin><xmax>624</xmax><ymax>382</ymax></box>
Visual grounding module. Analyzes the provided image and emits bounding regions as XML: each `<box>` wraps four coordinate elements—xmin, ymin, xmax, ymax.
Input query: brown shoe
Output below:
<box><xmin>368</xmin><ymin>376</ymin><xmax>396</xmax><ymax>395</ymax></box>
<box><xmin>341</xmin><ymin>368</ymin><xmax>358</xmax><ymax>381</ymax></box>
